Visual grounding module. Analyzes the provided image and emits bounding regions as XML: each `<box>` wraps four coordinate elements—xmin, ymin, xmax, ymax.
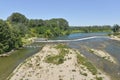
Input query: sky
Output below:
<box><xmin>0</xmin><ymin>0</ymin><xmax>120</xmax><ymax>26</ymax></box>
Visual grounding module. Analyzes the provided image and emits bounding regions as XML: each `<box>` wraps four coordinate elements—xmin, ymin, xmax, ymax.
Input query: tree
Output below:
<box><xmin>0</xmin><ymin>19</ymin><xmax>22</xmax><ymax>54</ymax></box>
<box><xmin>7</xmin><ymin>12</ymin><xmax>28</xmax><ymax>24</ymax></box>
<box><xmin>0</xmin><ymin>12</ymin><xmax>70</xmax><ymax>53</ymax></box>
<box><xmin>44</xmin><ymin>29</ymin><xmax>53</xmax><ymax>38</ymax></box>
<box><xmin>112</xmin><ymin>24</ymin><xmax>120</xmax><ymax>32</ymax></box>
<box><xmin>7</xmin><ymin>12</ymin><xmax>29</xmax><ymax>37</ymax></box>
<box><xmin>28</xmin><ymin>19</ymin><xmax>44</xmax><ymax>27</ymax></box>
<box><xmin>0</xmin><ymin>20</ymin><xmax>12</xmax><ymax>53</ymax></box>
<box><xmin>47</xmin><ymin>18</ymin><xmax>69</xmax><ymax>30</ymax></box>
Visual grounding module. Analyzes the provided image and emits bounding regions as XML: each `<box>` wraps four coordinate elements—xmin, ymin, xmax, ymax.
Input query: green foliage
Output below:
<box><xmin>28</xmin><ymin>18</ymin><xmax>70</xmax><ymax>38</ymax></box>
<box><xmin>46</xmin><ymin>18</ymin><xmax>69</xmax><ymax>30</ymax></box>
<box><xmin>55</xmin><ymin>44</ymin><xmax>69</xmax><ymax>49</ymax></box>
<box><xmin>96</xmin><ymin>77</ymin><xmax>103</xmax><ymax>80</ymax></box>
<box><xmin>0</xmin><ymin>12</ymin><xmax>70</xmax><ymax>54</ymax></box>
<box><xmin>0</xmin><ymin>20</ymin><xmax>22</xmax><ymax>54</ymax></box>
<box><xmin>77</xmin><ymin>54</ymin><xmax>97</xmax><ymax>75</ymax></box>
<box><xmin>7</xmin><ymin>12</ymin><xmax>28</xmax><ymax>24</ymax></box>
<box><xmin>81</xmin><ymin>73</ymin><xmax>88</xmax><ymax>76</ymax></box>
<box><xmin>11</xmin><ymin>23</ymin><xmax>28</xmax><ymax>37</ymax></box>
<box><xmin>70</xmin><ymin>25</ymin><xmax>111</xmax><ymax>33</ymax></box>
<box><xmin>0</xmin><ymin>43</ymin><xmax>4</xmax><ymax>54</ymax></box>
<box><xmin>7</xmin><ymin>13</ymin><xmax>29</xmax><ymax>38</ymax></box>
<box><xmin>45</xmin><ymin>55</ymin><xmax>64</xmax><ymax>65</ymax></box>
<box><xmin>113</xmin><ymin>32</ymin><xmax>120</xmax><ymax>36</ymax></box>
<box><xmin>45</xmin><ymin>44</ymin><xmax>69</xmax><ymax>65</ymax></box>
<box><xmin>28</xmin><ymin>19</ymin><xmax>44</xmax><ymax>27</ymax></box>
<box><xmin>111</xmin><ymin>24</ymin><xmax>120</xmax><ymax>37</ymax></box>
<box><xmin>112</xmin><ymin>24</ymin><xmax>120</xmax><ymax>33</ymax></box>
<box><xmin>44</xmin><ymin>29</ymin><xmax>53</xmax><ymax>38</ymax></box>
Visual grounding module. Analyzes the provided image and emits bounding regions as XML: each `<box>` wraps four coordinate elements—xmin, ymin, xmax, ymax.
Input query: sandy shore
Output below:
<box><xmin>9</xmin><ymin>44</ymin><xmax>111</xmax><ymax>80</ymax></box>
<box><xmin>109</xmin><ymin>35</ymin><xmax>120</xmax><ymax>41</ymax></box>
<box><xmin>89</xmin><ymin>49</ymin><xmax>117</xmax><ymax>64</ymax></box>
<box><xmin>0</xmin><ymin>50</ymin><xmax>14</xmax><ymax>57</ymax></box>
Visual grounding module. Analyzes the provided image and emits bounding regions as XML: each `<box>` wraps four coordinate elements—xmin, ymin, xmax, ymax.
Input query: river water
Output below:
<box><xmin>0</xmin><ymin>32</ymin><xmax>120</xmax><ymax>80</ymax></box>
<box><xmin>0</xmin><ymin>43</ymin><xmax>43</xmax><ymax>80</ymax></box>
<box><xmin>55</xmin><ymin>32</ymin><xmax>120</xmax><ymax>80</ymax></box>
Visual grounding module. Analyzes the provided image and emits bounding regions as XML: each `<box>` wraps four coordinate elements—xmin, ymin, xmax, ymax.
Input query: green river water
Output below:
<box><xmin>0</xmin><ymin>43</ymin><xmax>43</xmax><ymax>80</ymax></box>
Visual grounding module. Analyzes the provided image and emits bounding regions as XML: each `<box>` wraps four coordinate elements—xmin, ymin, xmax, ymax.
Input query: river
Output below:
<box><xmin>0</xmin><ymin>43</ymin><xmax>44</xmax><ymax>80</ymax></box>
<box><xmin>0</xmin><ymin>32</ymin><xmax>120</xmax><ymax>80</ymax></box>
<box><xmin>55</xmin><ymin>32</ymin><xmax>120</xmax><ymax>80</ymax></box>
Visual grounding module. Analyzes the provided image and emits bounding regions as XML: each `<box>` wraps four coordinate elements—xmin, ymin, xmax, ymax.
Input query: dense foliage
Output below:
<box><xmin>70</xmin><ymin>25</ymin><xmax>112</xmax><ymax>33</ymax></box>
<box><xmin>0</xmin><ymin>20</ymin><xmax>22</xmax><ymax>54</ymax></box>
<box><xmin>112</xmin><ymin>24</ymin><xmax>120</xmax><ymax>33</ymax></box>
<box><xmin>45</xmin><ymin>44</ymin><xmax>69</xmax><ymax>65</ymax></box>
<box><xmin>111</xmin><ymin>24</ymin><xmax>120</xmax><ymax>37</ymax></box>
<box><xmin>0</xmin><ymin>12</ymin><xmax>70</xmax><ymax>54</ymax></box>
<box><xmin>7</xmin><ymin>12</ymin><xmax>28</xmax><ymax>24</ymax></box>
<box><xmin>28</xmin><ymin>18</ymin><xmax>70</xmax><ymax>38</ymax></box>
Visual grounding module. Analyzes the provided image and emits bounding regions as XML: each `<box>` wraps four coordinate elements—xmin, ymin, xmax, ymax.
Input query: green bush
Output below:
<box><xmin>82</xmin><ymin>73</ymin><xmax>87</xmax><ymax>76</ymax></box>
<box><xmin>55</xmin><ymin>44</ymin><xmax>68</xmax><ymax>49</ymax></box>
<box><xmin>77</xmin><ymin>54</ymin><xmax>97</xmax><ymax>75</ymax></box>
<box><xmin>45</xmin><ymin>44</ymin><xmax>69</xmax><ymax>65</ymax></box>
<box><xmin>45</xmin><ymin>55</ymin><xmax>64</xmax><ymax>65</ymax></box>
<box><xmin>96</xmin><ymin>77</ymin><xmax>103</xmax><ymax>80</ymax></box>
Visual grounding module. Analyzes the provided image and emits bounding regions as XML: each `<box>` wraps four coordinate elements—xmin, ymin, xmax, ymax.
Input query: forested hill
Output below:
<box><xmin>0</xmin><ymin>12</ymin><xmax>70</xmax><ymax>54</ymax></box>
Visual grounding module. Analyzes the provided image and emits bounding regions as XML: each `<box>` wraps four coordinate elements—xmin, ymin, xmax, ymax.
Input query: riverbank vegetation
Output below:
<box><xmin>45</xmin><ymin>44</ymin><xmax>97</xmax><ymax>75</ymax></box>
<box><xmin>70</xmin><ymin>25</ymin><xmax>112</xmax><ymax>33</ymax></box>
<box><xmin>0</xmin><ymin>12</ymin><xmax>69</xmax><ymax>54</ymax></box>
<box><xmin>0</xmin><ymin>12</ymin><xmax>117</xmax><ymax>54</ymax></box>
<box><xmin>111</xmin><ymin>24</ymin><xmax>120</xmax><ymax>37</ymax></box>
<box><xmin>89</xmin><ymin>48</ymin><xmax>117</xmax><ymax>64</ymax></box>
<box><xmin>77</xmin><ymin>53</ymin><xmax>97</xmax><ymax>75</ymax></box>
<box><xmin>45</xmin><ymin>44</ymin><xmax>69</xmax><ymax>65</ymax></box>
<box><xmin>108</xmin><ymin>24</ymin><xmax>120</xmax><ymax>41</ymax></box>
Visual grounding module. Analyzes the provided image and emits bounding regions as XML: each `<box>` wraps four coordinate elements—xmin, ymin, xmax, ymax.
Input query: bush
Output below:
<box><xmin>45</xmin><ymin>44</ymin><xmax>69</xmax><ymax>65</ymax></box>
<box><xmin>55</xmin><ymin>44</ymin><xmax>68</xmax><ymax>49</ymax></box>
<box><xmin>96</xmin><ymin>77</ymin><xmax>103</xmax><ymax>80</ymax></box>
<box><xmin>82</xmin><ymin>73</ymin><xmax>87</xmax><ymax>76</ymax></box>
<box><xmin>45</xmin><ymin>55</ymin><xmax>64</xmax><ymax>65</ymax></box>
<box><xmin>77</xmin><ymin>54</ymin><xmax>97</xmax><ymax>75</ymax></box>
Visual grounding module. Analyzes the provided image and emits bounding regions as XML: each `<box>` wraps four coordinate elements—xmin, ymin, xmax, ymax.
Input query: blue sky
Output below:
<box><xmin>0</xmin><ymin>0</ymin><xmax>120</xmax><ymax>26</ymax></box>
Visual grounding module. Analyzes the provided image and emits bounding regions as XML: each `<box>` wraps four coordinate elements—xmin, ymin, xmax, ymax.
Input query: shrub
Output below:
<box><xmin>82</xmin><ymin>73</ymin><xmax>87</xmax><ymax>76</ymax></box>
<box><xmin>55</xmin><ymin>44</ymin><xmax>68</xmax><ymax>49</ymax></box>
<box><xmin>45</xmin><ymin>55</ymin><xmax>64</xmax><ymax>65</ymax></box>
<box><xmin>77</xmin><ymin>54</ymin><xmax>97</xmax><ymax>75</ymax></box>
<box><xmin>45</xmin><ymin>44</ymin><xmax>69</xmax><ymax>65</ymax></box>
<box><xmin>96</xmin><ymin>77</ymin><xmax>103</xmax><ymax>80</ymax></box>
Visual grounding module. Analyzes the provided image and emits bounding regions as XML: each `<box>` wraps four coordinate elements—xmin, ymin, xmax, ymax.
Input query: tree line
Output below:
<box><xmin>0</xmin><ymin>12</ymin><xmax>119</xmax><ymax>54</ymax></box>
<box><xmin>0</xmin><ymin>12</ymin><xmax>70</xmax><ymax>54</ymax></box>
<box><xmin>70</xmin><ymin>25</ymin><xmax>112</xmax><ymax>33</ymax></box>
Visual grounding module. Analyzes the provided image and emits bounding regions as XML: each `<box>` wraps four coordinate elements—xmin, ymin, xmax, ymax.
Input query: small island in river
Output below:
<box><xmin>8</xmin><ymin>44</ymin><xmax>110</xmax><ymax>80</ymax></box>
<box><xmin>89</xmin><ymin>48</ymin><xmax>117</xmax><ymax>64</ymax></box>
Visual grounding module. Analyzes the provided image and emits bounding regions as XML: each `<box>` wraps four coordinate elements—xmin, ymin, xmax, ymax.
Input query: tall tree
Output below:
<box><xmin>7</xmin><ymin>12</ymin><xmax>28</xmax><ymax>24</ymax></box>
